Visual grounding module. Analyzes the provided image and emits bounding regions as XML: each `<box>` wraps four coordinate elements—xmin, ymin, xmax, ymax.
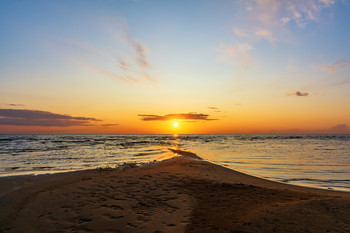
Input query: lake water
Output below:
<box><xmin>1</xmin><ymin>134</ymin><xmax>349</xmax><ymax>191</ymax></box>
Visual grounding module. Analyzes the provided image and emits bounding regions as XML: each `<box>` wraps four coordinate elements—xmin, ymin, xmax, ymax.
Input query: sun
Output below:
<box><xmin>173</xmin><ymin>122</ymin><xmax>179</xmax><ymax>127</ymax></box>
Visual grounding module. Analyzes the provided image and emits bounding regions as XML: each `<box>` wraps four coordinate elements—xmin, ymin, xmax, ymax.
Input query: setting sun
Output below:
<box><xmin>173</xmin><ymin>122</ymin><xmax>179</xmax><ymax>128</ymax></box>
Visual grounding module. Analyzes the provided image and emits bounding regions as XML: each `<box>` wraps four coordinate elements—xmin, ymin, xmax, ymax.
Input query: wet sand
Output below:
<box><xmin>1</xmin><ymin>149</ymin><xmax>350</xmax><ymax>232</ymax></box>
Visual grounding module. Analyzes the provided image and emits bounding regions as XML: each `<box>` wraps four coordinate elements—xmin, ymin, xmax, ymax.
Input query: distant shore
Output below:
<box><xmin>1</xmin><ymin>149</ymin><xmax>350</xmax><ymax>233</ymax></box>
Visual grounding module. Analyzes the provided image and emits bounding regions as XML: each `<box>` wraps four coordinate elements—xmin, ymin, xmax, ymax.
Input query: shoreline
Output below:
<box><xmin>2</xmin><ymin>148</ymin><xmax>348</xmax><ymax>193</ymax></box>
<box><xmin>1</xmin><ymin>150</ymin><xmax>350</xmax><ymax>232</ymax></box>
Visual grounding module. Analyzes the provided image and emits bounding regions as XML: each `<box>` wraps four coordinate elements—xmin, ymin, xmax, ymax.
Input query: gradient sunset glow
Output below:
<box><xmin>1</xmin><ymin>0</ymin><xmax>350</xmax><ymax>134</ymax></box>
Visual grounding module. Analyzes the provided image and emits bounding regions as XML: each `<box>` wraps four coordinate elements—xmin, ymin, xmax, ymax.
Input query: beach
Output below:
<box><xmin>1</xmin><ymin>149</ymin><xmax>350</xmax><ymax>233</ymax></box>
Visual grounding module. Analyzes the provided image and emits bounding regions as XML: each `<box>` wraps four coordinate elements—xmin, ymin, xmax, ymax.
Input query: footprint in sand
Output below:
<box><xmin>78</xmin><ymin>217</ymin><xmax>92</xmax><ymax>223</ymax></box>
<box><xmin>109</xmin><ymin>204</ymin><xmax>124</xmax><ymax>210</ymax></box>
<box><xmin>127</xmin><ymin>222</ymin><xmax>137</xmax><ymax>228</ymax></box>
<box><xmin>103</xmin><ymin>213</ymin><xmax>124</xmax><ymax>220</ymax></box>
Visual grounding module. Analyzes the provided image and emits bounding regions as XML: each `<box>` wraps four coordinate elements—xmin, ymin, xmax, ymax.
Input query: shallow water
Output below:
<box><xmin>0</xmin><ymin>134</ymin><xmax>349</xmax><ymax>191</ymax></box>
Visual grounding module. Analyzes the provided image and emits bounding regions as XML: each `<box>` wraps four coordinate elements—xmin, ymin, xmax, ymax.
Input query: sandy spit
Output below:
<box><xmin>1</xmin><ymin>149</ymin><xmax>350</xmax><ymax>233</ymax></box>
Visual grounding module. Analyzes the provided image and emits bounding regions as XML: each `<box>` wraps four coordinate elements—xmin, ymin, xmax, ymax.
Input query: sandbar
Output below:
<box><xmin>0</xmin><ymin>149</ymin><xmax>350</xmax><ymax>232</ymax></box>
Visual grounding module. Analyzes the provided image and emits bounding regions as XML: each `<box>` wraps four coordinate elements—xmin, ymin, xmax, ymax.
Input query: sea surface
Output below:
<box><xmin>1</xmin><ymin>134</ymin><xmax>349</xmax><ymax>191</ymax></box>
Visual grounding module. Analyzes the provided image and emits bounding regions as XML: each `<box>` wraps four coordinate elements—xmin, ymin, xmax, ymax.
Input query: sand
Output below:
<box><xmin>0</xmin><ymin>149</ymin><xmax>350</xmax><ymax>233</ymax></box>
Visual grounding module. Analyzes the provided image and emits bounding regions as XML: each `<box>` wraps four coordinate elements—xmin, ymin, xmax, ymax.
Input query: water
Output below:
<box><xmin>0</xmin><ymin>134</ymin><xmax>349</xmax><ymax>191</ymax></box>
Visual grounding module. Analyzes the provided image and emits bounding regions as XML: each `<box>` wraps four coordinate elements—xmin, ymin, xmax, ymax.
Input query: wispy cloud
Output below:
<box><xmin>255</xmin><ymin>29</ymin><xmax>275</xmax><ymax>41</ymax></box>
<box><xmin>208</xmin><ymin>107</ymin><xmax>221</xmax><ymax>112</ymax></box>
<box><xmin>118</xmin><ymin>59</ymin><xmax>130</xmax><ymax>72</ymax></box>
<box><xmin>122</xmin><ymin>27</ymin><xmax>150</xmax><ymax>68</ymax></box>
<box><xmin>287</xmin><ymin>91</ymin><xmax>309</xmax><ymax>97</ymax></box>
<box><xmin>315</xmin><ymin>59</ymin><xmax>350</xmax><ymax>73</ymax></box>
<box><xmin>239</xmin><ymin>0</ymin><xmax>336</xmax><ymax>41</ymax></box>
<box><xmin>7</xmin><ymin>104</ymin><xmax>25</xmax><ymax>107</ymax></box>
<box><xmin>59</xmin><ymin>20</ymin><xmax>157</xmax><ymax>85</ymax></box>
<box><xmin>217</xmin><ymin>43</ymin><xmax>256</xmax><ymax>68</ymax></box>
<box><xmin>86</xmin><ymin>65</ymin><xmax>137</xmax><ymax>83</ymax></box>
<box><xmin>101</xmin><ymin>124</ymin><xmax>119</xmax><ymax>127</ymax></box>
<box><xmin>0</xmin><ymin>109</ymin><xmax>102</xmax><ymax>127</ymax></box>
<box><xmin>220</xmin><ymin>1</ymin><xmax>336</xmax><ymax>72</ymax></box>
<box><xmin>138</xmin><ymin>113</ymin><xmax>218</xmax><ymax>121</ymax></box>
<box><xmin>111</xmin><ymin>20</ymin><xmax>157</xmax><ymax>84</ymax></box>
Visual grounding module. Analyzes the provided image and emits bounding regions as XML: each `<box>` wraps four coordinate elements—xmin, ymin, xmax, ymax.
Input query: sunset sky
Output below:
<box><xmin>1</xmin><ymin>0</ymin><xmax>350</xmax><ymax>134</ymax></box>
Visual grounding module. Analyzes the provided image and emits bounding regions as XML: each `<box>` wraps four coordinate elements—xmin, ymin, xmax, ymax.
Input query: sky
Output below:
<box><xmin>1</xmin><ymin>0</ymin><xmax>350</xmax><ymax>134</ymax></box>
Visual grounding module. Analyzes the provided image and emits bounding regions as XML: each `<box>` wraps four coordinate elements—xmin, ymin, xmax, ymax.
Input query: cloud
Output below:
<box><xmin>263</xmin><ymin>0</ymin><xmax>334</xmax><ymax>27</ymax></box>
<box><xmin>138</xmin><ymin>113</ymin><xmax>218</xmax><ymax>121</ymax></box>
<box><xmin>101</xmin><ymin>124</ymin><xmax>120</xmax><ymax>127</ymax></box>
<box><xmin>0</xmin><ymin>109</ymin><xmax>102</xmax><ymax>127</ymax></box>
<box><xmin>208</xmin><ymin>107</ymin><xmax>221</xmax><ymax>112</ymax></box>
<box><xmin>59</xmin><ymin>20</ymin><xmax>156</xmax><ymax>85</ymax></box>
<box><xmin>255</xmin><ymin>29</ymin><xmax>275</xmax><ymax>41</ymax></box>
<box><xmin>86</xmin><ymin>65</ymin><xmax>137</xmax><ymax>83</ymax></box>
<box><xmin>319</xmin><ymin>0</ymin><xmax>335</xmax><ymax>7</ymax></box>
<box><xmin>280</xmin><ymin>17</ymin><xmax>291</xmax><ymax>24</ymax></box>
<box><xmin>131</xmin><ymin>40</ymin><xmax>149</xmax><ymax>68</ymax></box>
<box><xmin>142</xmin><ymin>72</ymin><xmax>157</xmax><ymax>83</ymax></box>
<box><xmin>117</xmin><ymin>59</ymin><xmax>130</xmax><ymax>72</ymax></box>
<box><xmin>219</xmin><ymin>43</ymin><xmax>252</xmax><ymax>56</ymax></box>
<box><xmin>221</xmin><ymin>1</ymin><xmax>336</xmax><ymax>72</ymax></box>
<box><xmin>234</xmin><ymin>0</ymin><xmax>336</xmax><ymax>42</ymax></box>
<box><xmin>7</xmin><ymin>104</ymin><xmax>25</xmax><ymax>107</ymax></box>
<box><xmin>217</xmin><ymin>43</ymin><xmax>256</xmax><ymax>68</ymax></box>
<box><xmin>316</xmin><ymin>59</ymin><xmax>350</xmax><ymax>73</ymax></box>
<box><xmin>111</xmin><ymin>21</ymin><xmax>157</xmax><ymax>84</ymax></box>
<box><xmin>287</xmin><ymin>91</ymin><xmax>309</xmax><ymax>97</ymax></box>
<box><xmin>117</xmin><ymin>21</ymin><xmax>151</xmax><ymax>68</ymax></box>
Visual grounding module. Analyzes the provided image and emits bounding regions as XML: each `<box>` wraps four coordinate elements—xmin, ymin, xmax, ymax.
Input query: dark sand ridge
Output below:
<box><xmin>0</xmin><ymin>149</ymin><xmax>350</xmax><ymax>233</ymax></box>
